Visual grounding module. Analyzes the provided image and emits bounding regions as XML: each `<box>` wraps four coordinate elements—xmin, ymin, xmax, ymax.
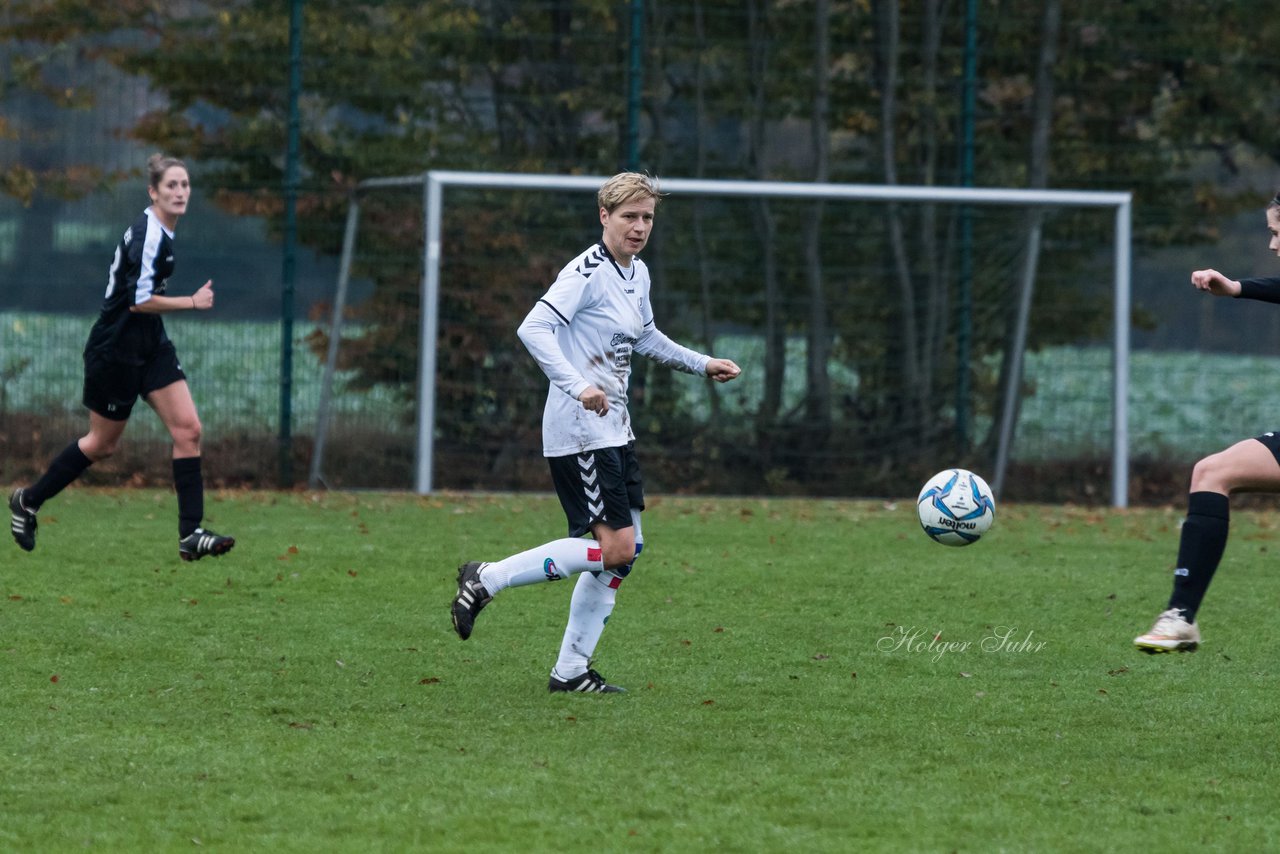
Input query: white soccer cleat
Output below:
<box><xmin>1134</xmin><ymin>608</ymin><xmax>1201</xmax><ymax>653</ymax></box>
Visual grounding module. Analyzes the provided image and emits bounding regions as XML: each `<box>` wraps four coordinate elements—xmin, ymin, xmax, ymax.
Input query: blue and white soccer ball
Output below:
<box><xmin>916</xmin><ymin>468</ymin><xmax>996</xmax><ymax>546</ymax></box>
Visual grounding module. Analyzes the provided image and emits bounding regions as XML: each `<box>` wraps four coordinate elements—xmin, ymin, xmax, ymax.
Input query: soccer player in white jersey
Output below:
<box><xmin>8</xmin><ymin>154</ymin><xmax>234</xmax><ymax>562</ymax></box>
<box><xmin>450</xmin><ymin>172</ymin><xmax>741</xmax><ymax>693</ymax></box>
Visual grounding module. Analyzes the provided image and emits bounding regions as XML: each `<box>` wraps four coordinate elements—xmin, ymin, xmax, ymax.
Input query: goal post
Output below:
<box><xmin>314</xmin><ymin>171</ymin><xmax>1133</xmax><ymax>506</ymax></box>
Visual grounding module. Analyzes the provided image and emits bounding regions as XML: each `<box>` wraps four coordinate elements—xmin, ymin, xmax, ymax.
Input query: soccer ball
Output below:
<box><xmin>916</xmin><ymin>468</ymin><xmax>996</xmax><ymax>546</ymax></box>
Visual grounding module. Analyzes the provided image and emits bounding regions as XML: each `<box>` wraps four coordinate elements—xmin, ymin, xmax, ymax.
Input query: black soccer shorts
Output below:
<box><xmin>548</xmin><ymin>442</ymin><xmax>645</xmax><ymax>538</ymax></box>
<box><xmin>82</xmin><ymin>341</ymin><xmax>187</xmax><ymax>421</ymax></box>
<box><xmin>1254</xmin><ymin>430</ymin><xmax>1280</xmax><ymax>466</ymax></box>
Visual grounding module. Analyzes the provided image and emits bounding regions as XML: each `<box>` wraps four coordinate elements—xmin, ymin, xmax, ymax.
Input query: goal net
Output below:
<box><xmin>308</xmin><ymin>172</ymin><xmax>1131</xmax><ymax>506</ymax></box>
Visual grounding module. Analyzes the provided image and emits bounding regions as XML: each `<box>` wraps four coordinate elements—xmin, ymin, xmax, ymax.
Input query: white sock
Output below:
<box><xmin>552</xmin><ymin>570</ymin><xmax>619</xmax><ymax>680</ymax></box>
<box><xmin>552</xmin><ymin>508</ymin><xmax>643</xmax><ymax>680</ymax></box>
<box><xmin>478</xmin><ymin>537</ymin><xmax>603</xmax><ymax>594</ymax></box>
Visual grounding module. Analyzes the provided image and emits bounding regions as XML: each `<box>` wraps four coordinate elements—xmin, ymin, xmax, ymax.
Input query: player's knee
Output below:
<box><xmin>1190</xmin><ymin>453</ymin><xmax>1230</xmax><ymax>492</ymax></box>
<box><xmin>609</xmin><ymin>541</ymin><xmax>643</xmax><ymax>579</ymax></box>
<box><xmin>171</xmin><ymin>418</ymin><xmax>202</xmax><ymax>450</ymax></box>
<box><xmin>83</xmin><ymin>437</ymin><xmax>117</xmax><ymax>461</ymax></box>
<box><xmin>1189</xmin><ymin>456</ymin><xmax>1213</xmax><ymax>487</ymax></box>
<box><xmin>600</xmin><ymin>537</ymin><xmax>636</xmax><ymax>570</ymax></box>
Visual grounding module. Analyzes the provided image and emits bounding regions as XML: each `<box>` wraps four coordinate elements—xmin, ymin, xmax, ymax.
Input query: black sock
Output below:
<box><xmin>1167</xmin><ymin>491</ymin><xmax>1230</xmax><ymax>622</ymax></box>
<box><xmin>173</xmin><ymin>456</ymin><xmax>204</xmax><ymax>538</ymax></box>
<box><xmin>26</xmin><ymin>441</ymin><xmax>94</xmax><ymax>510</ymax></box>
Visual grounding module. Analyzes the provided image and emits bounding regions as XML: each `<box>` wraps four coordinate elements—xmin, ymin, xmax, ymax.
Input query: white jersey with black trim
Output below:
<box><xmin>517</xmin><ymin>242</ymin><xmax>711</xmax><ymax>457</ymax></box>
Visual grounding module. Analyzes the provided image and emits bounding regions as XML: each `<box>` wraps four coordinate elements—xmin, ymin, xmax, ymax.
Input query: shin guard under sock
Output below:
<box><xmin>173</xmin><ymin>456</ymin><xmax>204</xmax><ymax>538</ymax></box>
<box><xmin>1168</xmin><ymin>491</ymin><xmax>1230</xmax><ymax>622</ymax></box>
<box><xmin>27</xmin><ymin>441</ymin><xmax>94</xmax><ymax>510</ymax></box>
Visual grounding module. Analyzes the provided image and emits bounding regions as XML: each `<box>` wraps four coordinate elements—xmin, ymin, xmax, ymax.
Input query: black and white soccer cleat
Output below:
<box><xmin>548</xmin><ymin>668</ymin><xmax>626</xmax><ymax>694</ymax></box>
<box><xmin>179</xmin><ymin>527</ymin><xmax>236</xmax><ymax>561</ymax></box>
<box><xmin>9</xmin><ymin>488</ymin><xmax>37</xmax><ymax>552</ymax></box>
<box><xmin>450</xmin><ymin>561</ymin><xmax>492</xmax><ymax>640</ymax></box>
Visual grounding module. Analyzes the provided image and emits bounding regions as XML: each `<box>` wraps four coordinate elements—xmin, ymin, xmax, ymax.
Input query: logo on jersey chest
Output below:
<box><xmin>610</xmin><ymin>332</ymin><xmax>637</xmax><ymax>370</ymax></box>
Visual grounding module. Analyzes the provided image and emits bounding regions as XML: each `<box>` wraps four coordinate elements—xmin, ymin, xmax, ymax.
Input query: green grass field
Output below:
<box><xmin>3</xmin><ymin>489</ymin><xmax>1279</xmax><ymax>852</ymax></box>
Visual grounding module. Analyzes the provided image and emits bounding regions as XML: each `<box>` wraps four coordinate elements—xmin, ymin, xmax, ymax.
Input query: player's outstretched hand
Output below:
<box><xmin>706</xmin><ymin>359</ymin><xmax>741</xmax><ymax>383</ymax></box>
<box><xmin>1190</xmin><ymin>269</ymin><xmax>1240</xmax><ymax>297</ymax></box>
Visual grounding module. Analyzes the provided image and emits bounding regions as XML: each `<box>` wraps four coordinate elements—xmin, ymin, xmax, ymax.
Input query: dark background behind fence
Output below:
<box><xmin>3</xmin><ymin>1</ymin><xmax>1280</xmax><ymax>503</ymax></box>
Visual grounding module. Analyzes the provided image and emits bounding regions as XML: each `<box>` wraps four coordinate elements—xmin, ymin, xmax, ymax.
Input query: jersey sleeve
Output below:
<box><xmin>537</xmin><ymin>260</ymin><xmax>594</xmax><ymax>325</ymax></box>
<box><xmin>1237</xmin><ymin>277</ymin><xmax>1280</xmax><ymax>304</ymax></box>
<box><xmin>635</xmin><ymin>324</ymin><xmax>711</xmax><ymax>375</ymax></box>
<box><xmin>517</xmin><ymin>300</ymin><xmax>593</xmax><ymax>402</ymax></box>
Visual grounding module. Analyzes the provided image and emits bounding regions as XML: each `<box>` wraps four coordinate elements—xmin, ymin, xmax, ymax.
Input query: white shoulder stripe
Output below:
<box><xmin>135</xmin><ymin>210</ymin><xmax>167</xmax><ymax>304</ymax></box>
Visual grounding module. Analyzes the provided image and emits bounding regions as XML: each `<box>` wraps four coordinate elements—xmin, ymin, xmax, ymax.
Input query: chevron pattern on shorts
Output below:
<box><xmin>578</xmin><ymin>452</ymin><xmax>604</xmax><ymax>521</ymax></box>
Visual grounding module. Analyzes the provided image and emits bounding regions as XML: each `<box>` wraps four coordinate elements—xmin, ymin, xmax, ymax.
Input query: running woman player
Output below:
<box><xmin>1135</xmin><ymin>190</ymin><xmax>1280</xmax><ymax>652</ymax></box>
<box><xmin>9</xmin><ymin>154</ymin><xmax>235</xmax><ymax>562</ymax></box>
<box><xmin>450</xmin><ymin>172</ymin><xmax>741</xmax><ymax>693</ymax></box>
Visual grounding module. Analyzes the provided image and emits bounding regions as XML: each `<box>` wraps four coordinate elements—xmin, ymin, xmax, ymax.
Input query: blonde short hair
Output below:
<box><xmin>598</xmin><ymin>172</ymin><xmax>662</xmax><ymax>213</ymax></box>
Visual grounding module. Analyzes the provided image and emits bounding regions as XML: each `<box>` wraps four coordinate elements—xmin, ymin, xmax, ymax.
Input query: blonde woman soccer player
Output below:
<box><xmin>8</xmin><ymin>154</ymin><xmax>234</xmax><ymax>562</ymax></box>
<box><xmin>450</xmin><ymin>172</ymin><xmax>741</xmax><ymax>693</ymax></box>
<box><xmin>1135</xmin><ymin>190</ymin><xmax>1280</xmax><ymax>652</ymax></box>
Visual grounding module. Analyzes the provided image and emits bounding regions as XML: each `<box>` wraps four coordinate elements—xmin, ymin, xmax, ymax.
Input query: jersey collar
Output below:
<box><xmin>146</xmin><ymin>206</ymin><xmax>177</xmax><ymax>238</ymax></box>
<box><xmin>597</xmin><ymin>241</ymin><xmax>635</xmax><ymax>281</ymax></box>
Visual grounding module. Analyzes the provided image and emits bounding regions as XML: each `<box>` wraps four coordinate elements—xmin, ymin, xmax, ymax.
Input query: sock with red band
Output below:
<box><xmin>478</xmin><ymin>537</ymin><xmax>604</xmax><ymax>593</ymax></box>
